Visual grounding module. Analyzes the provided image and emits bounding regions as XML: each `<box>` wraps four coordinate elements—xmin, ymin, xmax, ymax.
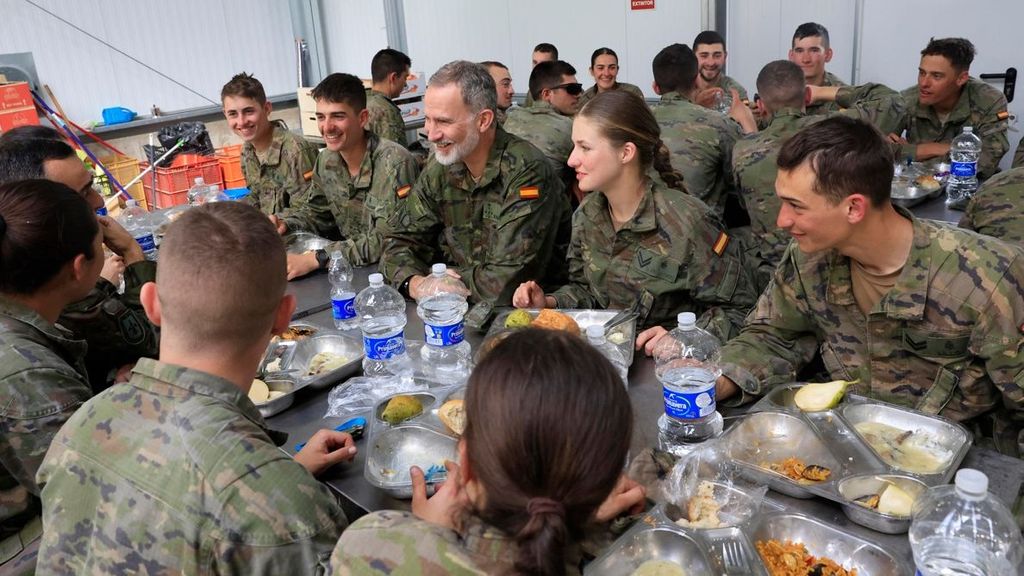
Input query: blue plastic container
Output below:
<box><xmin>102</xmin><ymin>107</ymin><xmax>137</xmax><ymax>125</ymax></box>
<box><xmin>224</xmin><ymin>187</ymin><xmax>250</xmax><ymax>200</ymax></box>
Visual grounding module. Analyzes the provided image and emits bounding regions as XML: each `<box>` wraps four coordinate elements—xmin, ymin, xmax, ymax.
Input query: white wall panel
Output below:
<box><xmin>320</xmin><ymin>0</ymin><xmax>389</xmax><ymax>78</ymax></box>
<box><xmin>404</xmin><ymin>0</ymin><xmax>514</xmax><ymax>85</ymax></box>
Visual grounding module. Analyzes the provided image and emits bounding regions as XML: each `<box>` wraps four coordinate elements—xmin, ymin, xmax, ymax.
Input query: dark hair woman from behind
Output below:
<box><xmin>330</xmin><ymin>328</ymin><xmax>642</xmax><ymax>575</ymax></box>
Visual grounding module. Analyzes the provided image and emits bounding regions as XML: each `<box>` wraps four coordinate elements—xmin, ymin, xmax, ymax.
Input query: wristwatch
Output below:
<box><xmin>399</xmin><ymin>275</ymin><xmax>414</xmax><ymax>298</ymax></box>
<box><xmin>314</xmin><ymin>249</ymin><xmax>330</xmax><ymax>269</ymax></box>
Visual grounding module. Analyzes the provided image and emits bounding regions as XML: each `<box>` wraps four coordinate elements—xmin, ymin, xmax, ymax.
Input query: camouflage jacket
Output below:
<box><xmin>577</xmin><ymin>82</ymin><xmax>645</xmax><ymax>110</ymax></box>
<box><xmin>502</xmin><ymin>101</ymin><xmax>573</xmax><ymax>174</ymax></box>
<box><xmin>366</xmin><ymin>89</ymin><xmax>408</xmax><ymax>147</ymax></box>
<box><xmin>651</xmin><ymin>91</ymin><xmax>741</xmax><ymax>218</ymax></box>
<box><xmin>805</xmin><ymin>70</ymin><xmax>848</xmax><ymax>115</ymax></box>
<box><xmin>284</xmin><ymin>132</ymin><xmax>419</xmax><ymax>266</ymax></box>
<box><xmin>330</xmin><ymin>510</ymin><xmax>583</xmax><ymax>575</ymax></box>
<box><xmin>57</xmin><ymin>260</ymin><xmax>158</xmax><ymax>391</ymax></box>
<box><xmin>898</xmin><ymin>78</ymin><xmax>1009</xmax><ymax>179</ymax></box>
<box><xmin>381</xmin><ymin>127</ymin><xmax>572</xmax><ymax>305</ymax></box>
<box><xmin>960</xmin><ymin>166</ymin><xmax>1024</xmax><ymax>247</ymax></box>
<box><xmin>1013</xmin><ymin>135</ymin><xmax>1023</xmax><ymax>169</ymax></box>
<box><xmin>0</xmin><ymin>297</ymin><xmax>91</xmax><ymax>569</ymax></box>
<box><xmin>720</xmin><ymin>212</ymin><xmax>1024</xmax><ymax>456</ymax></box>
<box><xmin>550</xmin><ymin>180</ymin><xmax>758</xmax><ymax>340</ymax></box>
<box><xmin>36</xmin><ymin>358</ymin><xmax>346</xmax><ymax>575</ymax></box>
<box><xmin>241</xmin><ymin>123</ymin><xmax>319</xmax><ymax>215</ymax></box>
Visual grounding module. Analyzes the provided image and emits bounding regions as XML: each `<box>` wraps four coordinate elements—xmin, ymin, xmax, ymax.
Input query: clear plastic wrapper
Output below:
<box><xmin>324</xmin><ymin>375</ymin><xmax>427</xmax><ymax>419</ymax></box>
<box><xmin>660</xmin><ymin>440</ymin><xmax>768</xmax><ymax>529</ymax></box>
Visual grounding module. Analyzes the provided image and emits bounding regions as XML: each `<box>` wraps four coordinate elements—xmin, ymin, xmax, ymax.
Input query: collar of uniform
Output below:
<box><xmin>446</xmin><ymin>127</ymin><xmax>512</xmax><ymax>190</ymax></box>
<box><xmin>458</xmin><ymin>514</ymin><xmax>515</xmax><ymax>564</ymax></box>
<box><xmin>658</xmin><ymin>91</ymin><xmax>693</xmax><ymax>105</ymax></box>
<box><xmin>244</xmin><ymin>123</ymin><xmax>288</xmax><ymax>167</ymax></box>
<box><xmin>369</xmin><ymin>88</ymin><xmax>401</xmax><ymax>111</ymax></box>
<box><xmin>766</xmin><ymin>107</ymin><xmax>806</xmax><ymax>125</ymax></box>
<box><xmin>0</xmin><ymin>295</ymin><xmax>87</xmax><ymax>358</ymax></box>
<box><xmin>523</xmin><ymin>100</ymin><xmax>556</xmax><ymax>115</ymax></box>
<box><xmin>582</xmin><ymin>179</ymin><xmax>659</xmax><ymax>235</ymax></box>
<box><xmin>911</xmin><ymin>81</ymin><xmax>973</xmax><ymax>125</ymax></box>
<box><xmin>822</xmin><ymin>71</ymin><xmax>846</xmax><ymax>87</ymax></box>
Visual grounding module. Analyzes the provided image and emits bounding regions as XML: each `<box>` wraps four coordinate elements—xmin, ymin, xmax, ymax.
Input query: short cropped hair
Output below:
<box><xmin>756</xmin><ymin>60</ymin><xmax>806</xmax><ymax>110</ymax></box>
<box><xmin>0</xmin><ymin>138</ymin><xmax>77</xmax><ymax>184</ymax></box>
<box><xmin>220</xmin><ymin>72</ymin><xmax>267</xmax><ymax>105</ymax></box>
<box><xmin>533</xmin><ymin>43</ymin><xmax>558</xmax><ymax>59</ymax></box>
<box><xmin>311</xmin><ymin>72</ymin><xmax>368</xmax><ymax>111</ymax></box>
<box><xmin>793</xmin><ymin>22</ymin><xmax>830</xmax><ymax>49</ymax></box>
<box><xmin>652</xmin><ymin>43</ymin><xmax>698</xmax><ymax>94</ymax></box>
<box><xmin>480</xmin><ymin>61</ymin><xmax>509</xmax><ymax>73</ymax></box>
<box><xmin>429</xmin><ymin>60</ymin><xmax>497</xmax><ymax>114</ymax></box>
<box><xmin>921</xmin><ymin>37</ymin><xmax>976</xmax><ymax>72</ymax></box>
<box><xmin>0</xmin><ymin>125</ymin><xmax>63</xmax><ymax>145</ymax></box>
<box><xmin>371</xmin><ymin>48</ymin><xmax>412</xmax><ymax>83</ymax></box>
<box><xmin>693</xmin><ymin>30</ymin><xmax>726</xmax><ymax>50</ymax></box>
<box><xmin>777</xmin><ymin>116</ymin><xmax>893</xmax><ymax>207</ymax></box>
<box><xmin>528</xmin><ymin>60</ymin><xmax>577</xmax><ymax>100</ymax></box>
<box><xmin>156</xmin><ymin>202</ymin><xmax>286</xmax><ymax>352</ymax></box>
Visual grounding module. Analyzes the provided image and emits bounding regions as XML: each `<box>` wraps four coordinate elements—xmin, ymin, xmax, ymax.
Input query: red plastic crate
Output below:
<box><xmin>216</xmin><ymin>145</ymin><xmax>246</xmax><ymax>188</ymax></box>
<box><xmin>141</xmin><ymin>155</ymin><xmax>223</xmax><ymax>208</ymax></box>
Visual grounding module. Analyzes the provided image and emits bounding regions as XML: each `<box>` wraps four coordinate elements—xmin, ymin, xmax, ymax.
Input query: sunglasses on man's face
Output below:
<box><xmin>550</xmin><ymin>82</ymin><xmax>583</xmax><ymax>96</ymax></box>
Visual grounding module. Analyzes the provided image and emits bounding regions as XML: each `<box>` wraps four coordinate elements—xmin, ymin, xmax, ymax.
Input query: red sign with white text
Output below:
<box><xmin>631</xmin><ymin>0</ymin><xmax>655</xmax><ymax>9</ymax></box>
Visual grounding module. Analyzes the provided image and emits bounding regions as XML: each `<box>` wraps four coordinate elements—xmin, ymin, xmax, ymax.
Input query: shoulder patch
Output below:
<box><xmin>997</xmin><ymin>110</ymin><xmax>1009</xmax><ymax>121</ymax></box>
<box><xmin>303</xmin><ymin>170</ymin><xmax>314</xmax><ymax>181</ymax></box>
<box><xmin>712</xmin><ymin>231</ymin><xmax>730</xmax><ymax>256</ymax></box>
<box><xmin>519</xmin><ymin>186</ymin><xmax>539</xmax><ymax>200</ymax></box>
<box><xmin>397</xmin><ymin>185</ymin><xmax>411</xmax><ymax>199</ymax></box>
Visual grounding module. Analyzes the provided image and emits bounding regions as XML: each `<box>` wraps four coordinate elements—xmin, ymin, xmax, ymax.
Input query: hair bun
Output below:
<box><xmin>526</xmin><ymin>497</ymin><xmax>565</xmax><ymax>518</ymax></box>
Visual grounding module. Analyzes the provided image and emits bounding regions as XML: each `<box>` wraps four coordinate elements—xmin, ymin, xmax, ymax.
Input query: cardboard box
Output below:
<box><xmin>300</xmin><ymin>111</ymin><xmax>319</xmax><ymax>138</ymax></box>
<box><xmin>397</xmin><ymin>99</ymin><xmax>424</xmax><ymax>124</ymax></box>
<box><xmin>297</xmin><ymin>87</ymin><xmax>315</xmax><ymax>115</ymax></box>
<box><xmin>0</xmin><ymin>80</ymin><xmax>33</xmax><ymax>111</ymax></box>
<box><xmin>0</xmin><ymin>106</ymin><xmax>39</xmax><ymax>132</ymax></box>
<box><xmin>399</xmin><ymin>71</ymin><xmax>426</xmax><ymax>99</ymax></box>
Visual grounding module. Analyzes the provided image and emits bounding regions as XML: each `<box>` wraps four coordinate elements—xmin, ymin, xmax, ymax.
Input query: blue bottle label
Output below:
<box><xmin>950</xmin><ymin>160</ymin><xmax>976</xmax><ymax>178</ymax></box>
<box><xmin>423</xmin><ymin>321</ymin><xmax>464</xmax><ymax>347</ymax></box>
<box><xmin>135</xmin><ymin>233</ymin><xmax>156</xmax><ymax>253</ymax></box>
<box><xmin>663</xmin><ymin>384</ymin><xmax>716</xmax><ymax>419</ymax></box>
<box><xmin>364</xmin><ymin>331</ymin><xmax>406</xmax><ymax>360</ymax></box>
<box><xmin>331</xmin><ymin>297</ymin><xmax>356</xmax><ymax>320</ymax></box>
<box><xmin>95</xmin><ymin>207</ymin><xmax>108</xmax><ymax>216</ymax></box>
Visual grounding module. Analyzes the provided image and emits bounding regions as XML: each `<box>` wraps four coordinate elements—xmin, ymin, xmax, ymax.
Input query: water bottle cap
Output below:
<box><xmin>954</xmin><ymin>468</ymin><xmax>988</xmax><ymax>496</ymax></box>
<box><xmin>368</xmin><ymin>273</ymin><xmax>384</xmax><ymax>286</ymax></box>
<box><xmin>586</xmin><ymin>324</ymin><xmax>605</xmax><ymax>339</ymax></box>
<box><xmin>677</xmin><ymin>311</ymin><xmax>697</xmax><ymax>329</ymax></box>
<box><xmin>431</xmin><ymin>263</ymin><xmax>447</xmax><ymax>275</ymax></box>
<box><xmin>209</xmin><ymin>184</ymin><xmax>219</xmax><ymax>192</ymax></box>
<box><xmin>125</xmin><ymin>199</ymin><xmax>137</xmax><ymax>207</ymax></box>
<box><xmin>962</xmin><ymin>126</ymin><xmax>973</xmax><ymax>133</ymax></box>
<box><xmin>330</xmin><ymin>250</ymin><xmax>343</xmax><ymax>261</ymax></box>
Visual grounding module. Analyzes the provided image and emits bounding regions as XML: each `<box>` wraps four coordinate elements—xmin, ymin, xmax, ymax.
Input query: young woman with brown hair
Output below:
<box><xmin>576</xmin><ymin>47</ymin><xmax>646</xmax><ymax>110</ymax></box>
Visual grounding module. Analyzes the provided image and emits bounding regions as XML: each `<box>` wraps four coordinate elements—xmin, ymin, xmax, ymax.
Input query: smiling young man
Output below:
<box><xmin>789</xmin><ymin>23</ymin><xmax>847</xmax><ymax>115</ymax></box>
<box><xmin>692</xmin><ymin>30</ymin><xmax>748</xmax><ymax>103</ymax></box>
<box><xmin>503</xmin><ymin>60</ymin><xmax>579</xmax><ymax>179</ymax></box>
<box><xmin>367</xmin><ymin>48</ymin><xmax>412</xmax><ymax>147</ymax></box>
<box><xmin>221</xmin><ymin>73</ymin><xmax>318</xmax><ymax>215</ymax></box>
<box><xmin>712</xmin><ymin>116</ymin><xmax>1024</xmax><ymax>457</ymax></box>
<box><xmin>892</xmin><ymin>37</ymin><xmax>1009</xmax><ymax>179</ymax></box>
<box><xmin>270</xmin><ymin>73</ymin><xmax>418</xmax><ymax>278</ymax></box>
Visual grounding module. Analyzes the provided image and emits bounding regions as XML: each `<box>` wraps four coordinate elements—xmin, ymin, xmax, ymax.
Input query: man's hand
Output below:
<box><xmin>411</xmin><ymin>460</ymin><xmax>468</xmax><ymax>531</ymax></box>
<box><xmin>727</xmin><ymin>89</ymin><xmax>757</xmax><ymax>134</ymax></box>
<box><xmin>512</xmin><ymin>281</ymin><xmax>550</xmax><ymax>309</ymax></box>
<box><xmin>100</xmin><ymin>253</ymin><xmax>125</xmax><ymax>284</ymax></box>
<box><xmin>293</xmin><ymin>430</ymin><xmax>357</xmax><ymax>477</ymax></box>
<box><xmin>695</xmin><ymin>87</ymin><xmax>724</xmax><ymax>109</ymax></box>
<box><xmin>594</xmin><ymin>475</ymin><xmax>646</xmax><ymax>523</ymax></box>
<box><xmin>268</xmin><ymin>214</ymin><xmax>288</xmax><ymax>235</ymax></box>
<box><xmin>807</xmin><ymin>84</ymin><xmax>840</xmax><ymax>104</ymax></box>
<box><xmin>915</xmin><ymin>142</ymin><xmax>951</xmax><ymax>161</ymax></box>
<box><xmin>114</xmin><ymin>362</ymin><xmax>135</xmax><ymax>384</ymax></box>
<box><xmin>286</xmin><ymin>251</ymin><xmax>320</xmax><ymax>280</ymax></box>
<box><xmin>715</xmin><ymin>374</ymin><xmax>740</xmax><ymax>402</ymax></box>
<box><xmin>635</xmin><ymin>326</ymin><xmax>669</xmax><ymax>357</ymax></box>
<box><xmin>97</xmin><ymin>216</ymin><xmax>145</xmax><ymax>265</ymax></box>
<box><xmin>887</xmin><ymin>133</ymin><xmax>908</xmax><ymax>145</ymax></box>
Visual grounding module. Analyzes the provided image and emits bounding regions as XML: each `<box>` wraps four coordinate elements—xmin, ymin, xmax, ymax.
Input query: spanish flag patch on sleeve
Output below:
<box><xmin>997</xmin><ymin>110</ymin><xmax>1010</xmax><ymax>121</ymax></box>
<box><xmin>397</xmin><ymin>185</ymin><xmax>411</xmax><ymax>199</ymax></box>
<box><xmin>303</xmin><ymin>170</ymin><xmax>314</xmax><ymax>181</ymax></box>
<box><xmin>712</xmin><ymin>231</ymin><xmax>730</xmax><ymax>256</ymax></box>
<box><xmin>519</xmin><ymin>186</ymin><xmax>540</xmax><ymax>200</ymax></box>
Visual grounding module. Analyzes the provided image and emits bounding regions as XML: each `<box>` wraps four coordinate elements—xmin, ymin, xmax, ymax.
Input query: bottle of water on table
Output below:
<box><xmin>416</xmin><ymin>263</ymin><xmax>471</xmax><ymax>383</ymax></box>
<box><xmin>355</xmin><ymin>273</ymin><xmax>411</xmax><ymax>378</ymax></box>
<box><xmin>328</xmin><ymin>251</ymin><xmax>358</xmax><ymax>330</ymax></box>
<box><xmin>654</xmin><ymin>312</ymin><xmax>724</xmax><ymax>457</ymax></box>
<box><xmin>186</xmin><ymin>177</ymin><xmax>209</xmax><ymax>206</ymax></box>
<box><xmin>119</xmin><ymin>199</ymin><xmax>158</xmax><ymax>261</ymax></box>
<box><xmin>586</xmin><ymin>324</ymin><xmax>629</xmax><ymax>386</ymax></box>
<box><xmin>909</xmin><ymin>468</ymin><xmax>1023</xmax><ymax>576</ymax></box>
<box><xmin>946</xmin><ymin>126</ymin><xmax>981</xmax><ymax>210</ymax></box>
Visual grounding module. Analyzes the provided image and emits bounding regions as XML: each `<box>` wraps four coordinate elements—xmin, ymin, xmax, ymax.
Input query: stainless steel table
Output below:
<box><xmin>908</xmin><ymin>195</ymin><xmax>963</xmax><ymax>224</ymax></box>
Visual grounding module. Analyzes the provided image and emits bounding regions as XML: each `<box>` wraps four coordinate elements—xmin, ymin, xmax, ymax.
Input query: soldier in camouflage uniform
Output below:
<box><xmin>693</xmin><ymin>30</ymin><xmax>749</xmax><ymax>104</ymax></box>
<box><xmin>381</xmin><ymin>61</ymin><xmax>571</xmax><ymax>305</ymax></box>
<box><xmin>366</xmin><ymin>48</ymin><xmax>412</xmax><ymax>146</ymax></box>
<box><xmin>222</xmin><ymin>73</ymin><xmax>319</xmax><ymax>215</ymax></box>
<box><xmin>715</xmin><ymin>117</ymin><xmax>1024</xmax><ymax>457</ymax></box>
<box><xmin>789</xmin><ymin>23</ymin><xmax>848</xmax><ymax>116</ymax></box>
<box><xmin>37</xmin><ymin>202</ymin><xmax>356</xmax><ymax>575</ymax></box>
<box><xmin>523</xmin><ymin>42</ymin><xmax>559</xmax><ymax>108</ymax></box>
<box><xmin>960</xmin><ymin>166</ymin><xmax>1024</xmax><ymax>247</ymax></box>
<box><xmin>892</xmin><ymin>38</ymin><xmax>1009</xmax><ymax>179</ymax></box>
<box><xmin>577</xmin><ymin>47</ymin><xmax>646</xmax><ymax>110</ymax></box>
<box><xmin>732</xmin><ymin>60</ymin><xmax>906</xmax><ymax>287</ymax></box>
<box><xmin>274</xmin><ymin>73</ymin><xmax>419</xmax><ymax>278</ymax></box>
<box><xmin>482</xmin><ymin>61</ymin><xmax>514</xmax><ymax>126</ymax></box>
<box><xmin>0</xmin><ymin>180</ymin><xmax>99</xmax><ymax>575</ymax></box>
<box><xmin>1013</xmin><ymin>134</ymin><xmax>1023</xmax><ymax>168</ymax></box>
<box><xmin>503</xmin><ymin>60</ymin><xmax>578</xmax><ymax>176</ymax></box>
<box><xmin>650</xmin><ymin>43</ymin><xmax>742</xmax><ymax>220</ymax></box>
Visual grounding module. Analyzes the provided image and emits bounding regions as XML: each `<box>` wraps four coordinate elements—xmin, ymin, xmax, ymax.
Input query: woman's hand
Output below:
<box><xmin>594</xmin><ymin>474</ymin><xmax>646</xmax><ymax>522</ymax></box>
<box><xmin>513</xmin><ymin>281</ymin><xmax>547</xmax><ymax>309</ymax></box>
<box><xmin>411</xmin><ymin>460</ymin><xmax>468</xmax><ymax>531</ymax></box>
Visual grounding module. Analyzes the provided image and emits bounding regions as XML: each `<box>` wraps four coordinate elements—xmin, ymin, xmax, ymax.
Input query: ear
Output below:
<box><xmin>540</xmin><ymin>88</ymin><xmax>553</xmax><ymax>103</ymax></box>
<box><xmin>271</xmin><ymin>294</ymin><xmax>297</xmax><ymax>336</ymax></box>
<box><xmin>359</xmin><ymin>107</ymin><xmax>369</xmax><ymax>129</ymax></box>
<box><xmin>477</xmin><ymin>108</ymin><xmax>495</xmax><ymax>132</ymax></box>
<box><xmin>620</xmin><ymin>141</ymin><xmax>638</xmax><ymax>165</ymax></box>
<box><xmin>457</xmin><ymin>439</ymin><xmax>473</xmax><ymax>482</ymax></box>
<box><xmin>651</xmin><ymin>81</ymin><xmax>663</xmax><ymax>96</ymax></box>
<box><xmin>956</xmin><ymin>69</ymin><xmax>969</xmax><ymax>88</ymax></box>
<box><xmin>70</xmin><ymin>253</ymin><xmax>92</xmax><ymax>284</ymax></box>
<box><xmin>140</xmin><ymin>282</ymin><xmax>161</xmax><ymax>326</ymax></box>
<box><xmin>846</xmin><ymin>194</ymin><xmax>869</xmax><ymax>224</ymax></box>
<box><xmin>263</xmin><ymin>100</ymin><xmax>273</xmax><ymax>116</ymax></box>
<box><xmin>756</xmin><ymin>98</ymin><xmax>768</xmax><ymax>116</ymax></box>
<box><xmin>824</xmin><ymin>47</ymin><xmax>834</xmax><ymax>63</ymax></box>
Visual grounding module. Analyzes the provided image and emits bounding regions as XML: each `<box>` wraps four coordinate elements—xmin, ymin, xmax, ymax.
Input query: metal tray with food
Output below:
<box><xmin>247</xmin><ymin>374</ymin><xmax>301</xmax><ymax>418</ymax></box>
<box><xmin>283</xmin><ymin>232</ymin><xmax>333</xmax><ymax>254</ymax></box>
<box><xmin>890</xmin><ymin>160</ymin><xmax>946</xmax><ymax>208</ymax></box>
<box><xmin>484</xmin><ymin>308</ymin><xmax>638</xmax><ymax>366</ymax></box>
<box><xmin>363</xmin><ymin>424</ymin><xmax>459</xmax><ymax>499</ymax></box>
<box><xmin>369</xmin><ymin>386</ymin><xmax>466</xmax><ymax>438</ymax></box>
<box><xmin>290</xmin><ymin>334</ymin><xmax>363</xmax><ymax>389</ymax></box>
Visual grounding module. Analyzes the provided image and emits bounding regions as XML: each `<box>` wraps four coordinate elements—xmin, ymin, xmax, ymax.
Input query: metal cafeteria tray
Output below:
<box><xmin>485</xmin><ymin>308</ymin><xmax>638</xmax><ymax>366</ymax></box>
<box><xmin>283</xmin><ymin>231</ymin><xmax>332</xmax><ymax>254</ymax></box>
<box><xmin>363</xmin><ymin>424</ymin><xmax>458</xmax><ymax>499</ymax></box>
<box><xmin>369</xmin><ymin>386</ymin><xmax>465</xmax><ymax>437</ymax></box>
<box><xmin>890</xmin><ymin>160</ymin><xmax>946</xmax><ymax>208</ymax></box>
<box><xmin>250</xmin><ymin>374</ymin><xmax>300</xmax><ymax>419</ymax></box>
<box><xmin>259</xmin><ymin>333</ymin><xmax>363</xmax><ymax>392</ymax></box>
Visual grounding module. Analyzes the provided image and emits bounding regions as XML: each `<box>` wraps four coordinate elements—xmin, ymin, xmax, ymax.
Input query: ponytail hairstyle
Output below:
<box><xmin>577</xmin><ymin>90</ymin><xmax>686</xmax><ymax>192</ymax></box>
<box><xmin>463</xmin><ymin>328</ymin><xmax>632</xmax><ymax>575</ymax></box>
<box><xmin>0</xmin><ymin>179</ymin><xmax>99</xmax><ymax>295</ymax></box>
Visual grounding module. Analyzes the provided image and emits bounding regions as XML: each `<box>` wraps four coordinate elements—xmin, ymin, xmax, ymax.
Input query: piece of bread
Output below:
<box><xmin>915</xmin><ymin>175</ymin><xmax>941</xmax><ymax>192</ymax></box>
<box><xmin>530</xmin><ymin>309</ymin><xmax>581</xmax><ymax>336</ymax></box>
<box><xmin>438</xmin><ymin>399</ymin><xmax>466</xmax><ymax>436</ymax></box>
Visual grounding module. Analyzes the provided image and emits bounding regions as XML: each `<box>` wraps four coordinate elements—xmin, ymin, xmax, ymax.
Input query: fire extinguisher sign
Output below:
<box><xmin>630</xmin><ymin>0</ymin><xmax>655</xmax><ymax>9</ymax></box>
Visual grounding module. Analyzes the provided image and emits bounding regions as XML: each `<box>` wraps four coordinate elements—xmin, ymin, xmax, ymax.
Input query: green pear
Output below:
<box><xmin>793</xmin><ymin>379</ymin><xmax>857</xmax><ymax>412</ymax></box>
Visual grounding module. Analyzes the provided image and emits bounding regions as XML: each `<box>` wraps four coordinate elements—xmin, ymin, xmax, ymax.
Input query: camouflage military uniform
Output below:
<box><xmin>897</xmin><ymin>78</ymin><xmax>1009</xmax><ymax>179</ymax></box>
<box><xmin>720</xmin><ymin>211</ymin><xmax>1024</xmax><ymax>456</ymax></box>
<box><xmin>240</xmin><ymin>122</ymin><xmax>319</xmax><ymax>215</ymax></box>
<box><xmin>331</xmin><ymin>510</ymin><xmax>585</xmax><ymax>575</ymax></box>
<box><xmin>502</xmin><ymin>101</ymin><xmax>573</xmax><ymax>174</ymax></box>
<box><xmin>284</xmin><ymin>132</ymin><xmax>419</xmax><ymax>266</ymax></box>
<box><xmin>960</xmin><ymin>166</ymin><xmax>1024</xmax><ymax>247</ymax></box>
<box><xmin>381</xmin><ymin>127</ymin><xmax>572</xmax><ymax>305</ymax></box>
<box><xmin>0</xmin><ymin>297</ymin><xmax>92</xmax><ymax>575</ymax></box>
<box><xmin>36</xmin><ymin>358</ymin><xmax>346</xmax><ymax>574</ymax></box>
<box><xmin>366</xmin><ymin>89</ymin><xmax>408</xmax><ymax>147</ymax></box>
<box><xmin>550</xmin><ymin>180</ymin><xmax>758</xmax><ymax>340</ymax></box>
<box><xmin>733</xmin><ymin>83</ymin><xmax>906</xmax><ymax>281</ymax></box>
<box><xmin>805</xmin><ymin>71</ymin><xmax>848</xmax><ymax>115</ymax></box>
<box><xmin>1013</xmin><ymin>135</ymin><xmax>1023</xmax><ymax>169</ymax></box>
<box><xmin>651</xmin><ymin>91</ymin><xmax>741</xmax><ymax>218</ymax></box>
<box><xmin>577</xmin><ymin>82</ymin><xmax>645</xmax><ymax>110</ymax></box>
<box><xmin>57</xmin><ymin>260</ymin><xmax>158</xmax><ymax>391</ymax></box>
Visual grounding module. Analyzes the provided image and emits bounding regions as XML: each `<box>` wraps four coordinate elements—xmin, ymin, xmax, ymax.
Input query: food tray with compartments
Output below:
<box><xmin>484</xmin><ymin>308</ymin><xmax>637</xmax><ymax>366</ymax></box>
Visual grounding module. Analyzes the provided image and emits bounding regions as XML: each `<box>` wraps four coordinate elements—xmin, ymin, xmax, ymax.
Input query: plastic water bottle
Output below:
<box><xmin>355</xmin><ymin>273</ymin><xmax>412</xmax><ymax>378</ymax></box>
<box><xmin>946</xmin><ymin>126</ymin><xmax>982</xmax><ymax>210</ymax></box>
<box><xmin>586</xmin><ymin>324</ymin><xmax>629</xmax><ymax>386</ymax></box>
<box><xmin>653</xmin><ymin>312</ymin><xmax>724</xmax><ymax>456</ymax></box>
<box><xmin>328</xmin><ymin>251</ymin><xmax>357</xmax><ymax>330</ymax></box>
<box><xmin>416</xmin><ymin>264</ymin><xmax>471</xmax><ymax>383</ymax></box>
<box><xmin>187</xmin><ymin>177</ymin><xmax>209</xmax><ymax>206</ymax></box>
<box><xmin>909</xmin><ymin>469</ymin><xmax>1023</xmax><ymax>576</ymax></box>
<box><xmin>713</xmin><ymin>90</ymin><xmax>732</xmax><ymax>115</ymax></box>
<box><xmin>202</xmin><ymin>183</ymin><xmax>229</xmax><ymax>203</ymax></box>
<box><xmin>119</xmin><ymin>200</ymin><xmax>158</xmax><ymax>261</ymax></box>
